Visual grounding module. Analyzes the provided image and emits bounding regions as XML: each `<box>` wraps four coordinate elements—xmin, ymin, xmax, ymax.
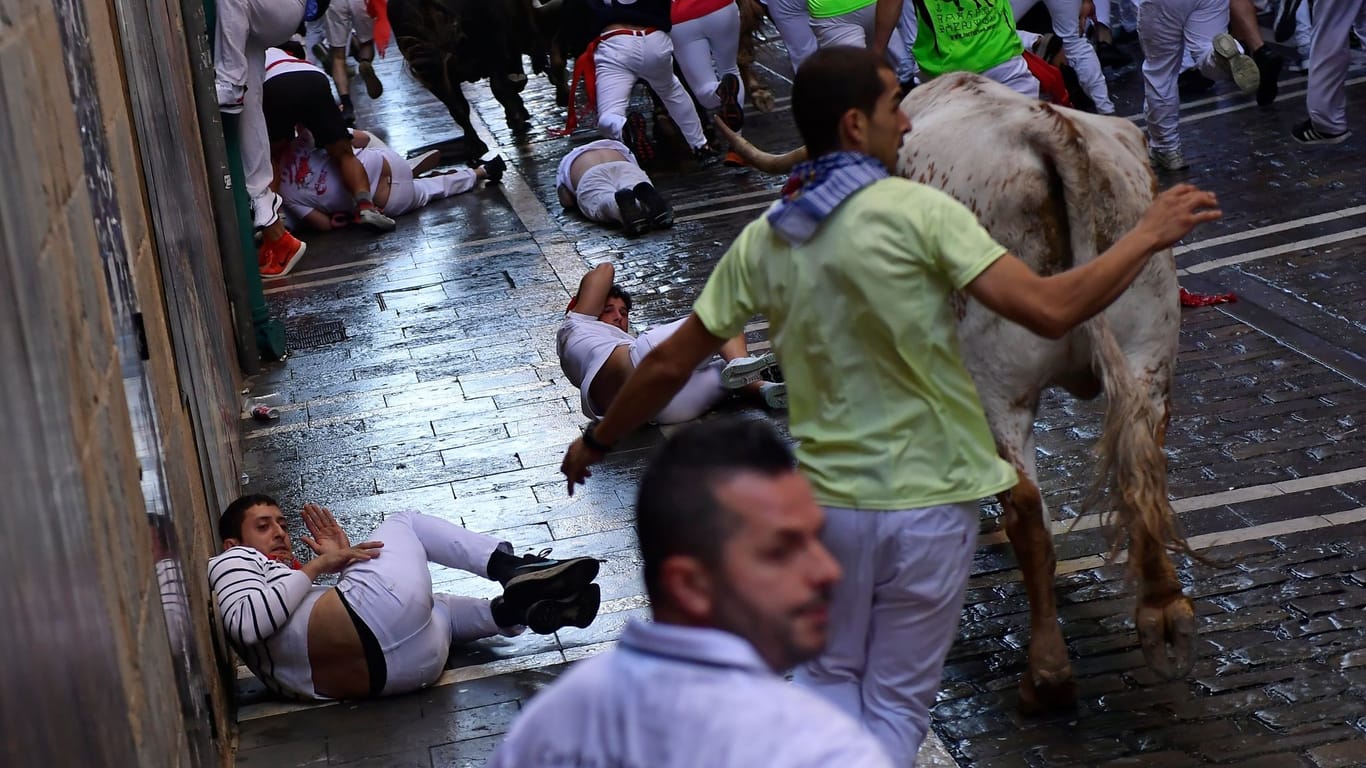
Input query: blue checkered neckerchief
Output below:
<box><xmin>767</xmin><ymin>151</ymin><xmax>889</xmax><ymax>245</ymax></box>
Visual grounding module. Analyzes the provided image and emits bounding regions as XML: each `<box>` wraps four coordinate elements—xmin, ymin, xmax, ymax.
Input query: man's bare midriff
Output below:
<box><xmin>373</xmin><ymin>158</ymin><xmax>394</xmax><ymax>210</ymax></box>
<box><xmin>587</xmin><ymin>344</ymin><xmax>634</xmax><ymax>416</ymax></box>
<box><xmin>307</xmin><ymin>588</ymin><xmax>370</xmax><ymax>700</ymax></box>
<box><xmin>570</xmin><ymin>149</ymin><xmax>630</xmax><ymax>188</ymax></box>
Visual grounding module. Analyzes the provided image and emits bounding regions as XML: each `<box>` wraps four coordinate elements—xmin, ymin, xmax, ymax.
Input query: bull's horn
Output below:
<box><xmin>531</xmin><ymin>0</ymin><xmax>562</xmax><ymax>14</ymax></box>
<box><xmin>712</xmin><ymin>116</ymin><xmax>807</xmax><ymax>174</ymax></box>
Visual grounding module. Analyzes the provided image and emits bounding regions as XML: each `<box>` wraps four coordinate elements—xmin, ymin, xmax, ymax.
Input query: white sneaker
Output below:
<box><xmin>760</xmin><ymin>382</ymin><xmax>787</xmax><ymax>410</ymax></box>
<box><xmin>1150</xmin><ymin>148</ymin><xmax>1189</xmax><ymax>172</ymax></box>
<box><xmin>1212</xmin><ymin>33</ymin><xmax>1260</xmax><ymax>94</ymax></box>
<box><xmin>721</xmin><ymin>353</ymin><xmax>778</xmax><ymax>389</ymax></box>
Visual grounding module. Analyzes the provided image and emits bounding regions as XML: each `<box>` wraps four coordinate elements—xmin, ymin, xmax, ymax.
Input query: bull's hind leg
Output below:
<box><xmin>995</xmin><ymin>405</ymin><xmax>1077</xmax><ymax>714</ymax></box>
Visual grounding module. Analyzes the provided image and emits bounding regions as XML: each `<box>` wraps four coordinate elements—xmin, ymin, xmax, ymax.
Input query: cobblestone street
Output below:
<box><xmin>233</xmin><ymin>20</ymin><xmax>1366</xmax><ymax>768</ymax></box>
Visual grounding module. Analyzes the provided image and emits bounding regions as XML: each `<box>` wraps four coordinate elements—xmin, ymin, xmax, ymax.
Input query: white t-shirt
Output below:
<box><xmin>264</xmin><ymin>47</ymin><xmax>323</xmax><ymax>81</ymax></box>
<box><xmin>278</xmin><ymin>137</ymin><xmax>387</xmax><ymax>222</ymax></box>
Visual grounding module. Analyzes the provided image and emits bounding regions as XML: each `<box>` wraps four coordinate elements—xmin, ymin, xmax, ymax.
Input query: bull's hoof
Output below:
<box><xmin>1018</xmin><ymin>667</ymin><xmax>1078</xmax><ymax>716</ymax></box>
<box><xmin>1136</xmin><ymin>592</ymin><xmax>1197</xmax><ymax>679</ymax></box>
<box><xmin>750</xmin><ymin>88</ymin><xmax>776</xmax><ymax>113</ymax></box>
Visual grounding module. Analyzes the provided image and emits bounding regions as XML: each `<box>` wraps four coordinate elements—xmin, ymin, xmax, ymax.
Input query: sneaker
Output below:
<box><xmin>723</xmin><ymin>150</ymin><xmax>747</xmax><ymax>168</ymax></box>
<box><xmin>1212</xmin><ymin>33</ymin><xmax>1259</xmax><ymax>94</ymax></box>
<box><xmin>1291</xmin><ymin>120</ymin><xmax>1351</xmax><ymax>145</ymax></box>
<box><xmin>632</xmin><ymin>182</ymin><xmax>673</xmax><ymax>229</ymax></box>
<box><xmin>524</xmin><ymin>583</ymin><xmax>601</xmax><ymax>635</ymax></box>
<box><xmin>409</xmin><ymin>149</ymin><xmax>442</xmax><ymax>176</ymax></box>
<box><xmin>1274</xmin><ymin>0</ymin><xmax>1302</xmax><ymax>43</ymax></box>
<box><xmin>692</xmin><ymin>143</ymin><xmax>721</xmax><ymax>165</ymax></box>
<box><xmin>499</xmin><ymin>550</ymin><xmax>600</xmax><ymax>599</ymax></box>
<box><xmin>356</xmin><ymin>59</ymin><xmax>382</xmax><ymax>99</ymax></box>
<box><xmin>716</xmin><ymin>72</ymin><xmax>744</xmax><ymax>132</ymax></box>
<box><xmin>480</xmin><ymin>155</ymin><xmax>507</xmax><ymax>184</ymax></box>
<box><xmin>622</xmin><ymin>110</ymin><xmax>655</xmax><ymax>165</ymax></box>
<box><xmin>721</xmin><ymin>352</ymin><xmax>778</xmax><ymax>389</ymax></box>
<box><xmin>354</xmin><ymin>202</ymin><xmax>396</xmax><ymax>232</ymax></box>
<box><xmin>1252</xmin><ymin>46</ymin><xmax>1283</xmax><ymax>107</ymax></box>
<box><xmin>759</xmin><ymin>381</ymin><xmax>787</xmax><ymax>410</ymax></box>
<box><xmin>258</xmin><ymin>232</ymin><xmax>307</xmax><ymax>278</ymax></box>
<box><xmin>1150</xmin><ymin>148</ymin><xmax>1189</xmax><ymax>171</ymax></box>
<box><xmin>614</xmin><ymin>189</ymin><xmax>650</xmax><ymax>236</ymax></box>
<box><xmin>1177</xmin><ymin>69</ymin><xmax>1215</xmax><ymax>97</ymax></box>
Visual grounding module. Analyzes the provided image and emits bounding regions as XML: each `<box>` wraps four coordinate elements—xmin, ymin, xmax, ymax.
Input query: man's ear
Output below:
<box><xmin>223</xmin><ymin>538</ymin><xmax>241</xmax><ymax>552</ymax></box>
<box><xmin>659</xmin><ymin>555</ymin><xmax>714</xmax><ymax>621</ymax></box>
<box><xmin>837</xmin><ymin>108</ymin><xmax>868</xmax><ymax>152</ymax></box>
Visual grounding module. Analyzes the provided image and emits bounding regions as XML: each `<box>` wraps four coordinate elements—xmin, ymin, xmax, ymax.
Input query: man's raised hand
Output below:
<box><xmin>301</xmin><ymin>503</ymin><xmax>352</xmax><ymax>555</ymax></box>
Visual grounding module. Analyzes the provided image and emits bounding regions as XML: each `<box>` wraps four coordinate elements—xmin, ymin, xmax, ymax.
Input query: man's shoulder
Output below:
<box><xmin>208</xmin><ymin>546</ymin><xmax>270</xmax><ymax>571</ymax></box>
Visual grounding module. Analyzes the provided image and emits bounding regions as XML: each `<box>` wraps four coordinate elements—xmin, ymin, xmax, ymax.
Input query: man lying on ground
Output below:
<box><xmin>557</xmin><ymin>139</ymin><xmax>674</xmax><ymax>236</ymax></box>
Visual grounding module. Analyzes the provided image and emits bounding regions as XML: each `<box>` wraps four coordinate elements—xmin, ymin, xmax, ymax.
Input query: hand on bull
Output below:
<box><xmin>1137</xmin><ymin>184</ymin><xmax>1222</xmax><ymax>251</ymax></box>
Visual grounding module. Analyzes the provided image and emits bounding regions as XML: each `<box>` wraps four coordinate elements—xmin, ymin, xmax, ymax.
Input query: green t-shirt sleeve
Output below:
<box><xmin>926</xmin><ymin>190</ymin><xmax>1008</xmax><ymax>289</ymax></box>
<box><xmin>694</xmin><ymin>222</ymin><xmax>763</xmax><ymax>339</ymax></box>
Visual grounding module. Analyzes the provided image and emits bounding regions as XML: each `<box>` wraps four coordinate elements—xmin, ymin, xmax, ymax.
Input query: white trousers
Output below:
<box><xmin>574</xmin><ymin>161</ymin><xmax>652</xmax><ymax>223</ymax></box>
<box><xmin>594</xmin><ymin>31</ymin><xmax>707</xmax><ymax>149</ymax></box>
<box><xmin>336</xmin><ymin>512</ymin><xmax>514</xmax><ymax>696</ymax></box>
<box><xmin>1011</xmin><ymin>0</ymin><xmax>1115</xmax><ymax>112</ymax></box>
<box><xmin>1137</xmin><ymin>0</ymin><xmax>1231</xmax><ymax>152</ymax></box>
<box><xmin>304</xmin><ymin>16</ymin><xmax>329</xmax><ymax>67</ymax></box>
<box><xmin>215</xmin><ymin>0</ymin><xmax>306</xmax><ymax>227</ymax></box>
<box><xmin>794</xmin><ymin>503</ymin><xmax>979</xmax><ymax>764</ymax></box>
<box><xmin>809</xmin><ymin>3</ymin><xmax>912</xmax><ymax>76</ymax></box>
<box><xmin>385</xmin><ymin>159</ymin><xmax>478</xmax><ymax>216</ymax></box>
<box><xmin>325</xmin><ymin>0</ymin><xmax>375</xmax><ymax>48</ymax></box>
<box><xmin>1306</xmin><ymin>0</ymin><xmax>1366</xmax><ymax>134</ymax></box>
<box><xmin>981</xmin><ymin>55</ymin><xmax>1042</xmax><ymax>98</ymax></box>
<box><xmin>672</xmin><ymin>3</ymin><xmax>746</xmax><ymax>110</ymax></box>
<box><xmin>768</xmin><ymin>0</ymin><xmax>820</xmax><ymax>71</ymax></box>
<box><xmin>629</xmin><ymin>318</ymin><xmax>727</xmax><ymax>424</ymax></box>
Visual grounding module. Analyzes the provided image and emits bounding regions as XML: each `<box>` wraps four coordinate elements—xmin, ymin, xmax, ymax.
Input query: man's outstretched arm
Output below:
<box><xmin>561</xmin><ymin>314</ymin><xmax>727</xmax><ymax>492</ymax></box>
<box><xmin>572</xmin><ymin>263</ymin><xmax>617</xmax><ymax>317</ymax></box>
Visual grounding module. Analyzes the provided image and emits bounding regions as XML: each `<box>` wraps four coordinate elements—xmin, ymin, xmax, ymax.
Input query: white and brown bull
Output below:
<box><xmin>720</xmin><ymin>72</ymin><xmax>1199</xmax><ymax>713</ymax></box>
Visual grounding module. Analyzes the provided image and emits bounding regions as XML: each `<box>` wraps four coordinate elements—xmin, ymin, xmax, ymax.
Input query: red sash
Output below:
<box><xmin>554</xmin><ymin>27</ymin><xmax>659</xmax><ymax>137</ymax></box>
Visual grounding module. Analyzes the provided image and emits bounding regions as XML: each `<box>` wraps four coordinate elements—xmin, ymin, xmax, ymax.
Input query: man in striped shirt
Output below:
<box><xmin>208</xmin><ymin>495</ymin><xmax>601</xmax><ymax>700</ymax></box>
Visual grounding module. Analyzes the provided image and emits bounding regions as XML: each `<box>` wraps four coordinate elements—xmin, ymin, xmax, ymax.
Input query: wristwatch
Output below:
<box><xmin>582</xmin><ymin>422</ymin><xmax>613</xmax><ymax>453</ymax></box>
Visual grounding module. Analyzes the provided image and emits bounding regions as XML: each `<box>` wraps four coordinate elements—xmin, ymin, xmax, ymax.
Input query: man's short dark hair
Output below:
<box><xmin>792</xmin><ymin>46</ymin><xmax>892</xmax><ymax>157</ymax></box>
<box><xmin>607</xmin><ymin>284</ymin><xmax>633</xmax><ymax>313</ymax></box>
<box><xmin>219</xmin><ymin>493</ymin><xmax>281</xmax><ymax>542</ymax></box>
<box><xmin>636</xmin><ymin>418</ymin><xmax>796</xmax><ymax>605</ymax></box>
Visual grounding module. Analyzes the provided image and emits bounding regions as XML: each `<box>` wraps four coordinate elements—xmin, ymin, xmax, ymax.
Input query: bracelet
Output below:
<box><xmin>582</xmin><ymin>422</ymin><xmax>613</xmax><ymax>454</ymax></box>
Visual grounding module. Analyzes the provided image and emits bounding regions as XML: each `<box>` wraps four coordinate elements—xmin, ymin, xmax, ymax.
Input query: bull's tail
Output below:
<box><xmin>1082</xmin><ymin>317</ymin><xmax>1200</xmax><ymax>568</ymax></box>
<box><xmin>1022</xmin><ymin>102</ymin><xmax>1198</xmax><ymax>567</ymax></box>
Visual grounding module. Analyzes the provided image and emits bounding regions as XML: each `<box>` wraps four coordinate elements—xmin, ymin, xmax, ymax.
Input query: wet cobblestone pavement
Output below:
<box><xmin>236</xmin><ymin>21</ymin><xmax>1365</xmax><ymax>768</ymax></box>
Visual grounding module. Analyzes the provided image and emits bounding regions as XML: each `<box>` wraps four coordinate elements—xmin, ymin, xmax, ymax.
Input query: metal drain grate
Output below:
<box><xmin>286</xmin><ymin>319</ymin><xmax>346</xmax><ymax>350</ymax></box>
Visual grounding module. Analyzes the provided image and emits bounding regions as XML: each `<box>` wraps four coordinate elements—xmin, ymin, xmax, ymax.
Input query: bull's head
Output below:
<box><xmin>711</xmin><ymin>116</ymin><xmax>808</xmax><ymax>174</ymax></box>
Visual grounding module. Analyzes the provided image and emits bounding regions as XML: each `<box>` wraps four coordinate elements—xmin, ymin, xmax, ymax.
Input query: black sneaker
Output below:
<box><xmin>499</xmin><ymin>551</ymin><xmax>600</xmax><ymax>603</ymax></box>
<box><xmin>716</xmin><ymin>73</ymin><xmax>744</xmax><ymax>132</ymax></box>
<box><xmin>525</xmin><ymin>583</ymin><xmax>601</xmax><ymax>634</ymax></box>
<box><xmin>1291</xmin><ymin>119</ymin><xmax>1351</xmax><ymax>145</ymax></box>
<box><xmin>1274</xmin><ymin>0</ymin><xmax>1302</xmax><ymax>43</ymax></box>
<box><xmin>1095</xmin><ymin>40</ymin><xmax>1132</xmax><ymax>68</ymax></box>
<box><xmin>480</xmin><ymin>155</ymin><xmax>507</xmax><ymax>184</ymax></box>
<box><xmin>1252</xmin><ymin>46</ymin><xmax>1283</xmax><ymax>107</ymax></box>
<box><xmin>615</xmin><ymin>189</ymin><xmax>650</xmax><ymax>236</ymax></box>
<box><xmin>632</xmin><ymin>182</ymin><xmax>673</xmax><ymax>229</ymax></box>
<box><xmin>692</xmin><ymin>143</ymin><xmax>721</xmax><ymax>165</ymax></box>
<box><xmin>1177</xmin><ymin>68</ymin><xmax>1214</xmax><ymax>98</ymax></box>
<box><xmin>622</xmin><ymin>110</ymin><xmax>655</xmax><ymax>165</ymax></box>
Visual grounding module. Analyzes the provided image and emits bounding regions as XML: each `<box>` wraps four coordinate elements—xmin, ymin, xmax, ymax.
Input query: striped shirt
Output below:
<box><xmin>207</xmin><ymin>546</ymin><xmax>327</xmax><ymax>699</ymax></box>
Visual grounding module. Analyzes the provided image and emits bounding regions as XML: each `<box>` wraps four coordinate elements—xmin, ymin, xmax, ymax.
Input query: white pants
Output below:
<box><xmin>672</xmin><ymin>3</ymin><xmax>745</xmax><ymax>110</ymax></box>
<box><xmin>385</xmin><ymin>161</ymin><xmax>478</xmax><ymax>216</ymax></box>
<box><xmin>1011</xmin><ymin>0</ymin><xmax>1115</xmax><ymax>112</ymax></box>
<box><xmin>336</xmin><ymin>512</ymin><xmax>514</xmax><ymax>696</ymax></box>
<box><xmin>594</xmin><ymin>31</ymin><xmax>707</xmax><ymax>149</ymax></box>
<box><xmin>981</xmin><ymin>55</ymin><xmax>1042</xmax><ymax>98</ymax></box>
<box><xmin>1137</xmin><ymin>0</ymin><xmax>1232</xmax><ymax>152</ymax></box>
<box><xmin>795</xmin><ymin>503</ymin><xmax>978</xmax><ymax>764</ymax></box>
<box><xmin>326</xmin><ymin>0</ymin><xmax>376</xmax><ymax>48</ymax></box>
<box><xmin>768</xmin><ymin>0</ymin><xmax>820</xmax><ymax>71</ymax></box>
<box><xmin>629</xmin><ymin>318</ymin><xmax>727</xmax><ymax>424</ymax></box>
<box><xmin>304</xmin><ymin>16</ymin><xmax>329</xmax><ymax>67</ymax></box>
<box><xmin>574</xmin><ymin>161</ymin><xmax>652</xmax><ymax>223</ymax></box>
<box><xmin>215</xmin><ymin>0</ymin><xmax>306</xmax><ymax>227</ymax></box>
<box><xmin>1307</xmin><ymin>0</ymin><xmax>1366</xmax><ymax>134</ymax></box>
<box><xmin>809</xmin><ymin>3</ymin><xmax>912</xmax><ymax>76</ymax></box>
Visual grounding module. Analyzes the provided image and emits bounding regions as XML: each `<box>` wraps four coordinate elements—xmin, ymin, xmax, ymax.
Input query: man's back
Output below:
<box><xmin>692</xmin><ymin>177</ymin><xmax>1017</xmax><ymax>511</ymax></box>
<box><xmin>489</xmin><ymin>622</ymin><xmax>891</xmax><ymax>767</ymax></box>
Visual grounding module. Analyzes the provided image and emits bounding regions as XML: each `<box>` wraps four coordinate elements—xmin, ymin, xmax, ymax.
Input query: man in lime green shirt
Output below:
<box><xmin>560</xmin><ymin>46</ymin><xmax>1219</xmax><ymax>762</ymax></box>
<box><xmin>872</xmin><ymin>0</ymin><xmax>1040</xmax><ymax>97</ymax></box>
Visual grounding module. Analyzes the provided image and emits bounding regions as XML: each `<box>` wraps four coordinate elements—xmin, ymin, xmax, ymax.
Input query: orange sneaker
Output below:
<box><xmin>258</xmin><ymin>231</ymin><xmax>307</xmax><ymax>278</ymax></box>
<box><xmin>723</xmin><ymin>150</ymin><xmax>747</xmax><ymax>168</ymax></box>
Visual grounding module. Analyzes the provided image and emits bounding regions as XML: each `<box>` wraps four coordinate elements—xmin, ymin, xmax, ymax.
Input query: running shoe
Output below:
<box><xmin>1252</xmin><ymin>46</ymin><xmax>1283</xmax><ymax>107</ymax></box>
<box><xmin>721</xmin><ymin>352</ymin><xmax>778</xmax><ymax>389</ymax></box>
<box><xmin>760</xmin><ymin>381</ymin><xmax>787</xmax><ymax>410</ymax></box>
<box><xmin>615</xmin><ymin>189</ymin><xmax>650</xmax><ymax>236</ymax></box>
<box><xmin>524</xmin><ymin>584</ymin><xmax>602</xmax><ymax>634</ymax></box>
<box><xmin>1212</xmin><ymin>33</ymin><xmax>1259</xmax><ymax>94</ymax></box>
<box><xmin>1291</xmin><ymin>120</ymin><xmax>1351</xmax><ymax>145</ymax></box>
<box><xmin>358</xmin><ymin>60</ymin><xmax>384</xmax><ymax>99</ymax></box>
<box><xmin>354</xmin><ymin>201</ymin><xmax>396</xmax><ymax>233</ymax></box>
<box><xmin>632</xmin><ymin>182</ymin><xmax>673</xmax><ymax>229</ymax></box>
<box><xmin>1149</xmin><ymin>148</ymin><xmax>1190</xmax><ymax>172</ymax></box>
<box><xmin>258</xmin><ymin>232</ymin><xmax>307</xmax><ymax>278</ymax></box>
<box><xmin>622</xmin><ymin>110</ymin><xmax>655</xmax><ymax>165</ymax></box>
<box><xmin>717</xmin><ymin>72</ymin><xmax>744</xmax><ymax>132</ymax></box>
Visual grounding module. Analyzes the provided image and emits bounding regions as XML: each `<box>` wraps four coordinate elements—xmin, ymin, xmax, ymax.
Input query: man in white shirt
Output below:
<box><xmin>490</xmin><ymin>418</ymin><xmax>894</xmax><ymax>767</ymax></box>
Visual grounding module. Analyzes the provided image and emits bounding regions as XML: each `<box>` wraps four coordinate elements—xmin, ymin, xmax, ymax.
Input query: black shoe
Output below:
<box><xmin>1095</xmin><ymin>41</ymin><xmax>1133</xmax><ymax>68</ymax></box>
<box><xmin>339</xmin><ymin>100</ymin><xmax>356</xmax><ymax>128</ymax></box>
<box><xmin>1274</xmin><ymin>0</ymin><xmax>1302</xmax><ymax>43</ymax></box>
<box><xmin>632</xmin><ymin>182</ymin><xmax>673</xmax><ymax>229</ymax></box>
<box><xmin>1252</xmin><ymin>46</ymin><xmax>1283</xmax><ymax>107</ymax></box>
<box><xmin>615</xmin><ymin>189</ymin><xmax>650</xmax><ymax>236</ymax></box>
<box><xmin>692</xmin><ymin>143</ymin><xmax>721</xmax><ymax>165</ymax></box>
<box><xmin>525</xmin><ymin>583</ymin><xmax>601</xmax><ymax>634</ymax></box>
<box><xmin>622</xmin><ymin>110</ymin><xmax>655</xmax><ymax>165</ymax></box>
<box><xmin>716</xmin><ymin>72</ymin><xmax>744</xmax><ymax>132</ymax></box>
<box><xmin>1291</xmin><ymin>119</ymin><xmax>1351</xmax><ymax>145</ymax></box>
<box><xmin>1177</xmin><ymin>68</ymin><xmax>1215</xmax><ymax>97</ymax></box>
<box><xmin>480</xmin><ymin>155</ymin><xmax>507</xmax><ymax>184</ymax></box>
